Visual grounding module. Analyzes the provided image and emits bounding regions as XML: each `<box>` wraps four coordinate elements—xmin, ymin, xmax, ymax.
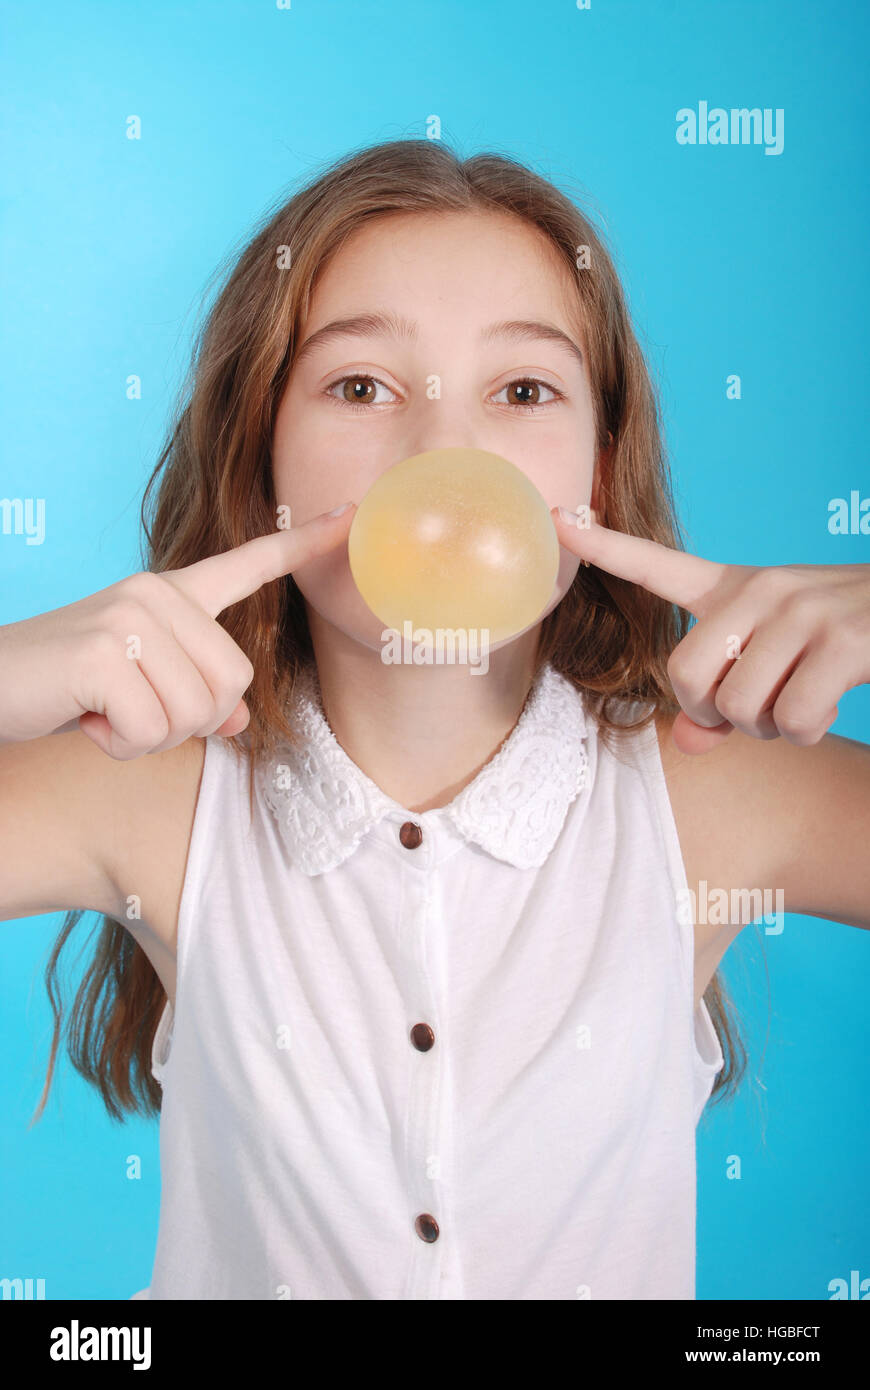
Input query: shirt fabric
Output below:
<box><xmin>130</xmin><ymin>658</ymin><xmax>724</xmax><ymax>1301</ymax></box>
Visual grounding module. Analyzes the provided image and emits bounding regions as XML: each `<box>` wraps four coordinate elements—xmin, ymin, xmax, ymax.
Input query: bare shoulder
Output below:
<box><xmin>653</xmin><ymin>707</ymin><xmax>870</xmax><ymax>929</ymax></box>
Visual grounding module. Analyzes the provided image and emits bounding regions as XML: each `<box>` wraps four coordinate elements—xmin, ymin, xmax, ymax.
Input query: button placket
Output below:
<box><xmin>419</xmin><ymin>868</ymin><xmax>464</xmax><ymax>1300</ymax></box>
<box><xmin>397</xmin><ymin>820</ymin><xmax>451</xmax><ymax>1299</ymax></box>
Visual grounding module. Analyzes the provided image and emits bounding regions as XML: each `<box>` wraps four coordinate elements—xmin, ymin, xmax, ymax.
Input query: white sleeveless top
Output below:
<box><xmin>131</xmin><ymin>660</ymin><xmax>724</xmax><ymax>1300</ymax></box>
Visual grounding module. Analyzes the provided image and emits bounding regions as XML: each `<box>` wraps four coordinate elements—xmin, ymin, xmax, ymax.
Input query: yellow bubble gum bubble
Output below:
<box><xmin>347</xmin><ymin>447</ymin><xmax>559</xmax><ymax>644</ymax></box>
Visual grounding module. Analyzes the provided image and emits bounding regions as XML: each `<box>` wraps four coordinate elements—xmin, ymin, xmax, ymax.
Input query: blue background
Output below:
<box><xmin>1</xmin><ymin>0</ymin><xmax>867</xmax><ymax>1300</ymax></box>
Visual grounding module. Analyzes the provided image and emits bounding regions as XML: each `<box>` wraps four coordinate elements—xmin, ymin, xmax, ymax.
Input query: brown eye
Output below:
<box><xmin>507</xmin><ymin>380</ymin><xmax>542</xmax><ymax>405</ymax></box>
<box><xmin>324</xmin><ymin>374</ymin><xmax>397</xmax><ymax>408</ymax></box>
<box><xmin>493</xmin><ymin>378</ymin><xmax>562</xmax><ymax>409</ymax></box>
<box><xmin>342</xmin><ymin>376</ymin><xmax>377</xmax><ymax>404</ymax></box>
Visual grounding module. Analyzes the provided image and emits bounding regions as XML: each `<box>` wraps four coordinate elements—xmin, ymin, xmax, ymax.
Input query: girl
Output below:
<box><xmin>1</xmin><ymin>138</ymin><xmax>868</xmax><ymax>1301</ymax></box>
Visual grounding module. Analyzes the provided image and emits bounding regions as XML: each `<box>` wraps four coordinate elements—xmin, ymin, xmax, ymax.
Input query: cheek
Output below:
<box><xmin>551</xmin><ymin>456</ymin><xmax>595</xmax><ymax>511</ymax></box>
<box><xmin>521</xmin><ymin>441</ymin><xmax>595</xmax><ymax>516</ymax></box>
<box><xmin>291</xmin><ymin>546</ymin><xmax>390</xmax><ymax>651</ymax></box>
<box><xmin>272</xmin><ymin>453</ymin><xmax>324</xmax><ymax>528</ymax></box>
<box><xmin>273</xmin><ymin>390</ymin><xmax>389</xmax><ymax>525</ymax></box>
<box><xmin>271</xmin><ymin>401</ymin><xmax>333</xmax><ymax>522</ymax></box>
<box><xmin>554</xmin><ymin>547</ymin><xmax>582</xmax><ymax>601</ymax></box>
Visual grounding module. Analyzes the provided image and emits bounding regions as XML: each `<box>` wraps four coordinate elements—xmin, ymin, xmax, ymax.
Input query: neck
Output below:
<box><xmin>304</xmin><ymin>610</ymin><xmax>542</xmax><ymax>813</ymax></box>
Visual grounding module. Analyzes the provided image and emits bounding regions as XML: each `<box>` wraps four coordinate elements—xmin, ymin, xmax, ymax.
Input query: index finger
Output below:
<box><xmin>163</xmin><ymin>504</ymin><xmax>356</xmax><ymax>619</ymax></box>
<box><xmin>552</xmin><ymin>507</ymin><xmax>726</xmax><ymax>614</ymax></box>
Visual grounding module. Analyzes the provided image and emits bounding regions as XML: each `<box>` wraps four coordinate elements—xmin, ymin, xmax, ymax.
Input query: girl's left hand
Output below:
<box><xmin>552</xmin><ymin>506</ymin><xmax>870</xmax><ymax>756</ymax></box>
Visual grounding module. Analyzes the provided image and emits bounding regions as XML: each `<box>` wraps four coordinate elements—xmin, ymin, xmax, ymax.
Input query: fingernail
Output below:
<box><xmin>327</xmin><ymin>501</ymin><xmax>354</xmax><ymax>517</ymax></box>
<box><xmin>557</xmin><ymin>506</ymin><xmax>583</xmax><ymax>526</ymax></box>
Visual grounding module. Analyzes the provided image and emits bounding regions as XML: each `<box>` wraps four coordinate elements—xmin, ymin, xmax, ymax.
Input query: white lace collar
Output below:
<box><xmin>258</xmin><ymin>661</ymin><xmax>591</xmax><ymax>875</ymax></box>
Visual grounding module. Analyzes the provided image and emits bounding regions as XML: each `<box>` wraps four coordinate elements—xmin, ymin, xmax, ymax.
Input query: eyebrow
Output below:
<box><xmin>292</xmin><ymin>310</ymin><xmax>585</xmax><ymax>372</ymax></box>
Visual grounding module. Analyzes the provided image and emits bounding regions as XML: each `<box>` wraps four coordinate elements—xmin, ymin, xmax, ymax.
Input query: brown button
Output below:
<box><xmin>410</xmin><ymin>1023</ymin><xmax>435</xmax><ymax>1052</ymax></box>
<box><xmin>399</xmin><ymin>821</ymin><xmax>423</xmax><ymax>849</ymax></box>
<box><xmin>415</xmin><ymin>1213</ymin><xmax>440</xmax><ymax>1242</ymax></box>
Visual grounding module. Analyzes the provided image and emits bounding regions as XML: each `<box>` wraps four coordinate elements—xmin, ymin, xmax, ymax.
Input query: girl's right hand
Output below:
<box><xmin>0</xmin><ymin>504</ymin><xmax>355</xmax><ymax>759</ymax></box>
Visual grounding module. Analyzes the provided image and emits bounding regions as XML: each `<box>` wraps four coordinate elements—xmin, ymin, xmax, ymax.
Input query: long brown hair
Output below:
<box><xmin>32</xmin><ymin>136</ymin><xmax>746</xmax><ymax>1125</ymax></box>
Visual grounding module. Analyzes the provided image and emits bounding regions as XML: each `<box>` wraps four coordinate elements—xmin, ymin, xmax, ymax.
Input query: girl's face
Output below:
<box><xmin>272</xmin><ymin>208</ymin><xmax>600</xmax><ymax>654</ymax></box>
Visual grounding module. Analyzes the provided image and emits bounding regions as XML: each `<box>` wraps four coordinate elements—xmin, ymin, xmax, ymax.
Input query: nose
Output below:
<box><xmin>401</xmin><ymin>383</ymin><xmax>491</xmax><ymax>462</ymax></box>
